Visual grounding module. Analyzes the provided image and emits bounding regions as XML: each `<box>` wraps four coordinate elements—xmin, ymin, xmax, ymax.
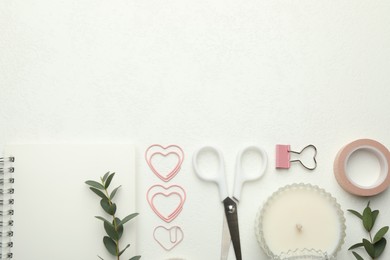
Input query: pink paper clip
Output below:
<box><xmin>145</xmin><ymin>144</ymin><xmax>185</xmax><ymax>182</ymax></box>
<box><xmin>275</xmin><ymin>144</ymin><xmax>317</xmax><ymax>170</ymax></box>
<box><xmin>153</xmin><ymin>225</ymin><xmax>184</xmax><ymax>251</ymax></box>
<box><xmin>146</xmin><ymin>184</ymin><xmax>186</xmax><ymax>223</ymax></box>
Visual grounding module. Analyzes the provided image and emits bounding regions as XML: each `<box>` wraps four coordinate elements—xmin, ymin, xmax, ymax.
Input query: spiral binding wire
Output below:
<box><xmin>0</xmin><ymin>232</ymin><xmax>13</xmax><ymax>237</ymax></box>
<box><xmin>0</xmin><ymin>253</ymin><xmax>13</xmax><ymax>259</ymax></box>
<box><xmin>0</xmin><ymin>156</ymin><xmax>14</xmax><ymax>259</ymax></box>
<box><xmin>0</xmin><ymin>200</ymin><xmax>14</xmax><ymax>206</ymax></box>
<box><xmin>0</xmin><ymin>221</ymin><xmax>13</xmax><ymax>227</ymax></box>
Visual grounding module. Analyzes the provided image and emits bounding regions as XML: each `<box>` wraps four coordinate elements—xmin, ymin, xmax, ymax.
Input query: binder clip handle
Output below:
<box><xmin>290</xmin><ymin>144</ymin><xmax>317</xmax><ymax>170</ymax></box>
<box><xmin>276</xmin><ymin>144</ymin><xmax>317</xmax><ymax>170</ymax></box>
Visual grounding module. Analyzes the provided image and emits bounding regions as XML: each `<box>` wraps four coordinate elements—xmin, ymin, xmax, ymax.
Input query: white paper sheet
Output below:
<box><xmin>2</xmin><ymin>144</ymin><xmax>138</xmax><ymax>260</ymax></box>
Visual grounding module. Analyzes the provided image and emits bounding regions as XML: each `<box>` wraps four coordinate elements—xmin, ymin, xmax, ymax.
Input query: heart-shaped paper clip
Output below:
<box><xmin>145</xmin><ymin>144</ymin><xmax>185</xmax><ymax>182</ymax></box>
<box><xmin>153</xmin><ymin>226</ymin><xmax>184</xmax><ymax>251</ymax></box>
<box><xmin>147</xmin><ymin>184</ymin><xmax>186</xmax><ymax>223</ymax></box>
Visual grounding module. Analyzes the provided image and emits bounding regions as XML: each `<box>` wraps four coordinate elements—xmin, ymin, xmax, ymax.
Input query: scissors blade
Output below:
<box><xmin>223</xmin><ymin>197</ymin><xmax>241</xmax><ymax>260</ymax></box>
<box><xmin>220</xmin><ymin>212</ymin><xmax>231</xmax><ymax>260</ymax></box>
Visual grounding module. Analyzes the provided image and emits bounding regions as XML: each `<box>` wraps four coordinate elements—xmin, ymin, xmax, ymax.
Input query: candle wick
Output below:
<box><xmin>296</xmin><ymin>224</ymin><xmax>303</xmax><ymax>232</ymax></box>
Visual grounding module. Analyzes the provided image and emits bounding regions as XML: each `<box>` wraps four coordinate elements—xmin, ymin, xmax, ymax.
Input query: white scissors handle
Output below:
<box><xmin>233</xmin><ymin>146</ymin><xmax>268</xmax><ymax>201</ymax></box>
<box><xmin>192</xmin><ymin>146</ymin><xmax>229</xmax><ymax>201</ymax></box>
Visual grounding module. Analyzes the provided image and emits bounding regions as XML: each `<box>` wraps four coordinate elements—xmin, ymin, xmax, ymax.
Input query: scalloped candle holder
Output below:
<box><xmin>255</xmin><ymin>183</ymin><xmax>346</xmax><ymax>260</ymax></box>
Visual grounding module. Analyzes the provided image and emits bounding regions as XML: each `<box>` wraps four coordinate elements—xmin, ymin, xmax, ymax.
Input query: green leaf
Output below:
<box><xmin>102</xmin><ymin>171</ymin><xmax>110</xmax><ymax>182</ymax></box>
<box><xmin>118</xmin><ymin>244</ymin><xmax>130</xmax><ymax>256</ymax></box>
<box><xmin>372</xmin><ymin>210</ymin><xmax>379</xmax><ymax>227</ymax></box>
<box><xmin>105</xmin><ymin>172</ymin><xmax>115</xmax><ymax>189</ymax></box>
<box><xmin>95</xmin><ymin>216</ymin><xmax>111</xmax><ymax>226</ymax></box>
<box><xmin>118</xmin><ymin>213</ymin><xmax>139</xmax><ymax>226</ymax></box>
<box><xmin>100</xmin><ymin>199</ymin><xmax>117</xmax><ymax>215</ymax></box>
<box><xmin>103</xmin><ymin>236</ymin><xmax>117</xmax><ymax>256</ymax></box>
<box><xmin>363</xmin><ymin>238</ymin><xmax>375</xmax><ymax>258</ymax></box>
<box><xmin>104</xmin><ymin>221</ymin><xmax>119</xmax><ymax>241</ymax></box>
<box><xmin>374</xmin><ymin>237</ymin><xmax>387</xmax><ymax>258</ymax></box>
<box><xmin>129</xmin><ymin>256</ymin><xmax>141</xmax><ymax>260</ymax></box>
<box><xmin>110</xmin><ymin>185</ymin><xmax>121</xmax><ymax>200</ymax></box>
<box><xmin>374</xmin><ymin>226</ymin><xmax>389</xmax><ymax>243</ymax></box>
<box><xmin>90</xmin><ymin>187</ymin><xmax>108</xmax><ymax>200</ymax></box>
<box><xmin>348</xmin><ymin>209</ymin><xmax>363</xmax><ymax>220</ymax></box>
<box><xmin>352</xmin><ymin>251</ymin><xmax>364</xmax><ymax>260</ymax></box>
<box><xmin>100</xmin><ymin>199</ymin><xmax>110</xmax><ymax>213</ymax></box>
<box><xmin>348</xmin><ymin>242</ymin><xmax>364</xmax><ymax>250</ymax></box>
<box><xmin>363</xmin><ymin>206</ymin><xmax>373</xmax><ymax>232</ymax></box>
<box><xmin>85</xmin><ymin>180</ymin><xmax>105</xmax><ymax>190</ymax></box>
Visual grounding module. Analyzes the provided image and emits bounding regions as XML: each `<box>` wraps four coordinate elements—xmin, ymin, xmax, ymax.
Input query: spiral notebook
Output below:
<box><xmin>0</xmin><ymin>144</ymin><xmax>138</xmax><ymax>260</ymax></box>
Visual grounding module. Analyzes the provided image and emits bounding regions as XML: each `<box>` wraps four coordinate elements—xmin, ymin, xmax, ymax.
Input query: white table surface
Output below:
<box><xmin>1</xmin><ymin>1</ymin><xmax>390</xmax><ymax>259</ymax></box>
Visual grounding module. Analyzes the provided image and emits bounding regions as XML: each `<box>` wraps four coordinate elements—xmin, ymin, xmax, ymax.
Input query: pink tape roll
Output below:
<box><xmin>334</xmin><ymin>139</ymin><xmax>390</xmax><ymax>196</ymax></box>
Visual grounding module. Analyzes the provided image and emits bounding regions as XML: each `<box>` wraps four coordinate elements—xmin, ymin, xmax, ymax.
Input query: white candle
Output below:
<box><xmin>256</xmin><ymin>184</ymin><xmax>345</xmax><ymax>259</ymax></box>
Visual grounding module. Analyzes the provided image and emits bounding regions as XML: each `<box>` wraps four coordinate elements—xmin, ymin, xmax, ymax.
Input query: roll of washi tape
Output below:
<box><xmin>334</xmin><ymin>139</ymin><xmax>390</xmax><ymax>196</ymax></box>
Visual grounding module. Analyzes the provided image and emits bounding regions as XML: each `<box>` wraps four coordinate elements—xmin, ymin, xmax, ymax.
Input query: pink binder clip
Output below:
<box><xmin>275</xmin><ymin>144</ymin><xmax>317</xmax><ymax>170</ymax></box>
<box><xmin>276</xmin><ymin>145</ymin><xmax>291</xmax><ymax>169</ymax></box>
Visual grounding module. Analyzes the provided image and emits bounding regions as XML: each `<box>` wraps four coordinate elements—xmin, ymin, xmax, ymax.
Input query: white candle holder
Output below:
<box><xmin>255</xmin><ymin>183</ymin><xmax>346</xmax><ymax>260</ymax></box>
<box><xmin>277</xmin><ymin>248</ymin><xmax>331</xmax><ymax>259</ymax></box>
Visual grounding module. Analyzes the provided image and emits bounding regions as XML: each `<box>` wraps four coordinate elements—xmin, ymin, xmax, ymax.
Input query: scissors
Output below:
<box><xmin>192</xmin><ymin>146</ymin><xmax>268</xmax><ymax>260</ymax></box>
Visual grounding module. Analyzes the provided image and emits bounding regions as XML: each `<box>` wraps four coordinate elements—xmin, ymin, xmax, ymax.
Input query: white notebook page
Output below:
<box><xmin>3</xmin><ymin>144</ymin><xmax>138</xmax><ymax>260</ymax></box>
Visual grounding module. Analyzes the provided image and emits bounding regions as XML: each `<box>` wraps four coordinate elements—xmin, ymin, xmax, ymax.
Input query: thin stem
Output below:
<box><xmin>368</xmin><ymin>230</ymin><xmax>375</xmax><ymax>260</ymax></box>
<box><xmin>102</xmin><ymin>181</ymin><xmax>120</xmax><ymax>260</ymax></box>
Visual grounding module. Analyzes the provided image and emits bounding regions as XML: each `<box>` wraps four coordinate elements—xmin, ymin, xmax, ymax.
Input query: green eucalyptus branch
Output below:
<box><xmin>86</xmin><ymin>172</ymin><xmax>141</xmax><ymax>260</ymax></box>
<box><xmin>348</xmin><ymin>201</ymin><xmax>388</xmax><ymax>260</ymax></box>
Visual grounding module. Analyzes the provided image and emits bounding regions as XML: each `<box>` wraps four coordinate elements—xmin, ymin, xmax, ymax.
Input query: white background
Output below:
<box><xmin>1</xmin><ymin>0</ymin><xmax>390</xmax><ymax>259</ymax></box>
